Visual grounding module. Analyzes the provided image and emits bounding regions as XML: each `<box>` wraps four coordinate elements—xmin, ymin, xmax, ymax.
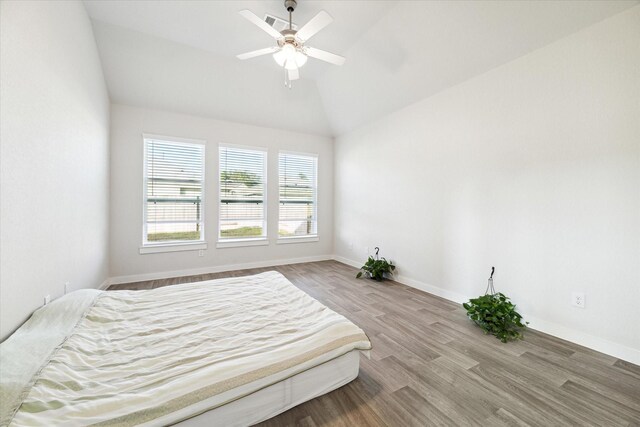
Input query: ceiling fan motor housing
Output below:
<box><xmin>284</xmin><ymin>0</ymin><xmax>297</xmax><ymax>12</ymax></box>
<box><xmin>281</xmin><ymin>29</ymin><xmax>298</xmax><ymax>40</ymax></box>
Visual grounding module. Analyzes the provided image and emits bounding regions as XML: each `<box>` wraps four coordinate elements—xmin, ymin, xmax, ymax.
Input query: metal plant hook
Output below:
<box><xmin>485</xmin><ymin>266</ymin><xmax>496</xmax><ymax>295</ymax></box>
<box><xmin>374</xmin><ymin>247</ymin><xmax>380</xmax><ymax>260</ymax></box>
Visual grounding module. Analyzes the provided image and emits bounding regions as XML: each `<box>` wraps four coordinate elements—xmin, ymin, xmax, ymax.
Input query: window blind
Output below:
<box><xmin>219</xmin><ymin>146</ymin><xmax>267</xmax><ymax>239</ymax></box>
<box><xmin>279</xmin><ymin>153</ymin><xmax>317</xmax><ymax>237</ymax></box>
<box><xmin>144</xmin><ymin>138</ymin><xmax>204</xmax><ymax>243</ymax></box>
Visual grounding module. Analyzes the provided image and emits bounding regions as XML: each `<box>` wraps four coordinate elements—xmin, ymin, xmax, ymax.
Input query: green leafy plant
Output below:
<box><xmin>463</xmin><ymin>292</ymin><xmax>528</xmax><ymax>343</ymax></box>
<box><xmin>463</xmin><ymin>267</ymin><xmax>528</xmax><ymax>343</ymax></box>
<box><xmin>356</xmin><ymin>248</ymin><xmax>395</xmax><ymax>281</ymax></box>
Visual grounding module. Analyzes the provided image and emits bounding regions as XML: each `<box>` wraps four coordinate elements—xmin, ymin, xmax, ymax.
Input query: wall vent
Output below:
<box><xmin>264</xmin><ymin>14</ymin><xmax>298</xmax><ymax>32</ymax></box>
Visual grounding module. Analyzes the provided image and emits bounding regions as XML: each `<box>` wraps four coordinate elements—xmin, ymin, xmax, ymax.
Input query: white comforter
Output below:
<box><xmin>1</xmin><ymin>271</ymin><xmax>371</xmax><ymax>426</ymax></box>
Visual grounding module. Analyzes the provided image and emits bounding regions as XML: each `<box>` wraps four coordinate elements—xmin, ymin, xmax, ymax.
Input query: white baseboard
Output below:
<box><xmin>331</xmin><ymin>254</ymin><xmax>640</xmax><ymax>365</ymax></box>
<box><xmin>395</xmin><ymin>274</ymin><xmax>469</xmax><ymax>304</ymax></box>
<box><xmin>524</xmin><ymin>315</ymin><xmax>640</xmax><ymax>366</ymax></box>
<box><xmin>97</xmin><ymin>278</ymin><xmax>111</xmax><ymax>291</ymax></box>
<box><xmin>108</xmin><ymin>255</ymin><xmax>334</xmax><ymax>285</ymax></box>
<box><xmin>331</xmin><ymin>255</ymin><xmax>361</xmax><ymax>269</ymax></box>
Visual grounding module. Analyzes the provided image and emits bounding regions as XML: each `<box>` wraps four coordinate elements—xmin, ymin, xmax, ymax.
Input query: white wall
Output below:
<box><xmin>109</xmin><ymin>104</ymin><xmax>333</xmax><ymax>280</ymax></box>
<box><xmin>334</xmin><ymin>7</ymin><xmax>640</xmax><ymax>363</ymax></box>
<box><xmin>0</xmin><ymin>1</ymin><xmax>110</xmax><ymax>340</ymax></box>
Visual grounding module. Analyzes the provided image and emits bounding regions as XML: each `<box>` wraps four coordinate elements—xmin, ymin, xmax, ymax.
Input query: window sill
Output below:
<box><xmin>276</xmin><ymin>236</ymin><xmax>319</xmax><ymax>245</ymax></box>
<box><xmin>139</xmin><ymin>241</ymin><xmax>207</xmax><ymax>254</ymax></box>
<box><xmin>216</xmin><ymin>238</ymin><xmax>269</xmax><ymax>249</ymax></box>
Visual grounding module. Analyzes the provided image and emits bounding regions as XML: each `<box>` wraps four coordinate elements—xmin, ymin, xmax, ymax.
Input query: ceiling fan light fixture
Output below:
<box><xmin>274</xmin><ymin>43</ymin><xmax>295</xmax><ymax>66</ymax></box>
<box><xmin>274</xmin><ymin>43</ymin><xmax>307</xmax><ymax>69</ymax></box>
<box><xmin>294</xmin><ymin>50</ymin><xmax>307</xmax><ymax>67</ymax></box>
<box><xmin>284</xmin><ymin>59</ymin><xmax>298</xmax><ymax>71</ymax></box>
<box><xmin>273</xmin><ymin>49</ymin><xmax>287</xmax><ymax>66</ymax></box>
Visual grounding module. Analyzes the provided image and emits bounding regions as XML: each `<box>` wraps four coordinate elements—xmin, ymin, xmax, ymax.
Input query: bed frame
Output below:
<box><xmin>174</xmin><ymin>350</ymin><xmax>361</xmax><ymax>426</ymax></box>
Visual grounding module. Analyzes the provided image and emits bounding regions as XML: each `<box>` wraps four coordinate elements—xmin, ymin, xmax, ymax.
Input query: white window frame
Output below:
<box><xmin>140</xmin><ymin>134</ymin><xmax>207</xmax><ymax>254</ymax></box>
<box><xmin>277</xmin><ymin>150</ymin><xmax>319</xmax><ymax>244</ymax></box>
<box><xmin>217</xmin><ymin>143</ymin><xmax>268</xmax><ymax>249</ymax></box>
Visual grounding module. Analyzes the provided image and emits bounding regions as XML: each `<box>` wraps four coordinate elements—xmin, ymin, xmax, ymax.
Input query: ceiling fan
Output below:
<box><xmin>236</xmin><ymin>0</ymin><xmax>346</xmax><ymax>87</ymax></box>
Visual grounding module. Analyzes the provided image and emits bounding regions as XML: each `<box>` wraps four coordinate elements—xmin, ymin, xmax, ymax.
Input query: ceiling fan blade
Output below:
<box><xmin>296</xmin><ymin>11</ymin><xmax>333</xmax><ymax>42</ymax></box>
<box><xmin>288</xmin><ymin>67</ymin><xmax>300</xmax><ymax>81</ymax></box>
<box><xmin>305</xmin><ymin>47</ymin><xmax>346</xmax><ymax>66</ymax></box>
<box><xmin>239</xmin><ymin>10</ymin><xmax>283</xmax><ymax>40</ymax></box>
<box><xmin>237</xmin><ymin>47</ymin><xmax>279</xmax><ymax>60</ymax></box>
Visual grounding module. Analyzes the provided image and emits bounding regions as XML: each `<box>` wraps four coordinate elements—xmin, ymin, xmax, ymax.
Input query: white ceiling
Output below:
<box><xmin>85</xmin><ymin>0</ymin><xmax>638</xmax><ymax>137</ymax></box>
<box><xmin>91</xmin><ymin>20</ymin><xmax>334</xmax><ymax>136</ymax></box>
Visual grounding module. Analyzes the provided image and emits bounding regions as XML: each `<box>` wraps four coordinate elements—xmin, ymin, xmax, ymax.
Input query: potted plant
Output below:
<box><xmin>462</xmin><ymin>267</ymin><xmax>528</xmax><ymax>342</ymax></box>
<box><xmin>356</xmin><ymin>247</ymin><xmax>396</xmax><ymax>281</ymax></box>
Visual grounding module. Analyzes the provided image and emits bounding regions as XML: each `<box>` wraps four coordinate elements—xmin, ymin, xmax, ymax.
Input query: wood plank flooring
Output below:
<box><xmin>108</xmin><ymin>260</ymin><xmax>640</xmax><ymax>426</ymax></box>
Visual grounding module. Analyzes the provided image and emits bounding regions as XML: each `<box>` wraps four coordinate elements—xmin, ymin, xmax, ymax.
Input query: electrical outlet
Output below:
<box><xmin>64</xmin><ymin>282</ymin><xmax>70</xmax><ymax>294</ymax></box>
<box><xmin>44</xmin><ymin>295</ymin><xmax>51</xmax><ymax>306</ymax></box>
<box><xmin>198</xmin><ymin>250</ymin><xmax>204</xmax><ymax>257</ymax></box>
<box><xmin>572</xmin><ymin>292</ymin><xmax>585</xmax><ymax>308</ymax></box>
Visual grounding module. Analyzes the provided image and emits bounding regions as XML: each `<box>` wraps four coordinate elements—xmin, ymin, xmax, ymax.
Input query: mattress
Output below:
<box><xmin>0</xmin><ymin>271</ymin><xmax>371</xmax><ymax>426</ymax></box>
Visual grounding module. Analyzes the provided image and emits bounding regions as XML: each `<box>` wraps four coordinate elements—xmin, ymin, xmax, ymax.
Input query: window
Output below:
<box><xmin>142</xmin><ymin>136</ymin><xmax>205</xmax><ymax>249</ymax></box>
<box><xmin>279</xmin><ymin>152</ymin><xmax>317</xmax><ymax>239</ymax></box>
<box><xmin>219</xmin><ymin>145</ymin><xmax>267</xmax><ymax>241</ymax></box>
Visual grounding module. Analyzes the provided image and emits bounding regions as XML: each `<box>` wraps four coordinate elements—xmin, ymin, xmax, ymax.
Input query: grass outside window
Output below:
<box><xmin>147</xmin><ymin>231</ymin><xmax>200</xmax><ymax>242</ymax></box>
<box><xmin>220</xmin><ymin>226</ymin><xmax>263</xmax><ymax>238</ymax></box>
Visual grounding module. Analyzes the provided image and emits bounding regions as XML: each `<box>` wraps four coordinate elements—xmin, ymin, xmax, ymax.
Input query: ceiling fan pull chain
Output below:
<box><xmin>284</xmin><ymin>68</ymin><xmax>291</xmax><ymax>89</ymax></box>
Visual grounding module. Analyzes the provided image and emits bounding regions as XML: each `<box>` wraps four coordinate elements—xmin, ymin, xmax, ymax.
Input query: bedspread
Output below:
<box><xmin>2</xmin><ymin>271</ymin><xmax>371</xmax><ymax>426</ymax></box>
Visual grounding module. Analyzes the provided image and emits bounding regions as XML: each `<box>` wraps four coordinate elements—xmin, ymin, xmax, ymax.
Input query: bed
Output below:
<box><xmin>0</xmin><ymin>271</ymin><xmax>371</xmax><ymax>426</ymax></box>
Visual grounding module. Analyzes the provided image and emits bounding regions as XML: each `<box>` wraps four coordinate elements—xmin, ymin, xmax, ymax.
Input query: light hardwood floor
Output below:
<box><xmin>108</xmin><ymin>260</ymin><xmax>640</xmax><ymax>426</ymax></box>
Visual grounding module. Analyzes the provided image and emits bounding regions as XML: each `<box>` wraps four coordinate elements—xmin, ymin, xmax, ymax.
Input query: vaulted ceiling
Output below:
<box><xmin>85</xmin><ymin>0</ymin><xmax>638</xmax><ymax>137</ymax></box>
